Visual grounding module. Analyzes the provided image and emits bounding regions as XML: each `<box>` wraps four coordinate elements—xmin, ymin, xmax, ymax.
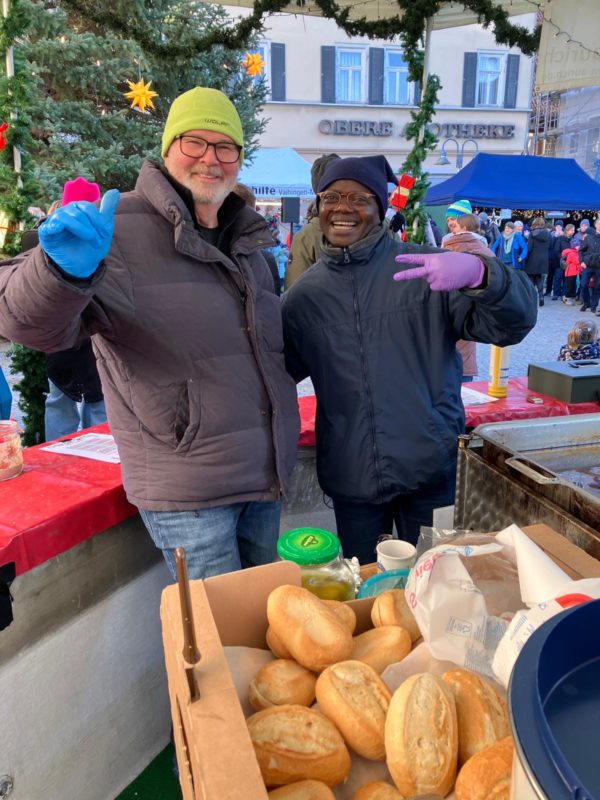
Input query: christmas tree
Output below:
<box><xmin>1</xmin><ymin>0</ymin><xmax>268</xmax><ymax>240</ymax></box>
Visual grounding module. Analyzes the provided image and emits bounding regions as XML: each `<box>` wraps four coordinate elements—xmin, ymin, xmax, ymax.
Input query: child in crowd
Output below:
<box><xmin>557</xmin><ymin>320</ymin><xmax>600</xmax><ymax>361</ymax></box>
<box><xmin>442</xmin><ymin>214</ymin><xmax>495</xmax><ymax>381</ymax></box>
<box><xmin>560</xmin><ymin>241</ymin><xmax>583</xmax><ymax>306</ymax></box>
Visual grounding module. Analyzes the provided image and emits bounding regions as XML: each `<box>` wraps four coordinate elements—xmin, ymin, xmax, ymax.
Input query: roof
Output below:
<box><xmin>425</xmin><ymin>153</ymin><xmax>600</xmax><ymax>210</ymax></box>
<box><xmin>238</xmin><ymin>147</ymin><xmax>313</xmax><ymax>198</ymax></box>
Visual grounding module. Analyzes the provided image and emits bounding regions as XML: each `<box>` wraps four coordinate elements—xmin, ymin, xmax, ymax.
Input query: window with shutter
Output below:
<box><xmin>503</xmin><ymin>53</ymin><xmax>520</xmax><ymax>109</ymax></box>
<box><xmin>336</xmin><ymin>48</ymin><xmax>366</xmax><ymax>103</ymax></box>
<box><xmin>271</xmin><ymin>43</ymin><xmax>286</xmax><ymax>101</ymax></box>
<box><xmin>383</xmin><ymin>49</ymin><xmax>415</xmax><ymax>105</ymax></box>
<box><xmin>368</xmin><ymin>47</ymin><xmax>384</xmax><ymax>105</ymax></box>
<box><xmin>321</xmin><ymin>46</ymin><xmax>336</xmax><ymax>103</ymax></box>
<box><xmin>462</xmin><ymin>52</ymin><xmax>477</xmax><ymax>108</ymax></box>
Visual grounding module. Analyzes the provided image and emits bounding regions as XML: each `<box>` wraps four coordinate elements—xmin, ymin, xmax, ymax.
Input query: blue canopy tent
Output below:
<box><xmin>425</xmin><ymin>153</ymin><xmax>600</xmax><ymax>210</ymax></box>
<box><xmin>238</xmin><ymin>147</ymin><xmax>313</xmax><ymax>199</ymax></box>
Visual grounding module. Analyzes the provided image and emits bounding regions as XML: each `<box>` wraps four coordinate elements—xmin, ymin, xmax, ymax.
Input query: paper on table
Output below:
<box><xmin>460</xmin><ymin>385</ymin><xmax>499</xmax><ymax>406</ymax></box>
<box><xmin>41</xmin><ymin>433</ymin><xmax>121</xmax><ymax>463</ymax></box>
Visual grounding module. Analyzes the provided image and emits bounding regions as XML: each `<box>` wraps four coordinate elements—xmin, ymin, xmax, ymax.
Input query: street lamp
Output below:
<box><xmin>436</xmin><ymin>137</ymin><xmax>479</xmax><ymax>169</ymax></box>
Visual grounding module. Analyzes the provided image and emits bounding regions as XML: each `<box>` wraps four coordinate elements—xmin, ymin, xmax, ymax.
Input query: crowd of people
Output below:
<box><xmin>1</xmin><ymin>84</ymin><xmax>596</xmax><ymax>578</ymax></box>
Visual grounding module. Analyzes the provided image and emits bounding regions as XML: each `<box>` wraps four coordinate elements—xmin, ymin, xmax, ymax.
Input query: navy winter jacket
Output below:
<box><xmin>282</xmin><ymin>226</ymin><xmax>538</xmax><ymax>504</ymax></box>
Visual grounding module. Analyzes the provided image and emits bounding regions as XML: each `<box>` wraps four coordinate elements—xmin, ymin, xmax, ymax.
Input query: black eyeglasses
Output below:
<box><xmin>318</xmin><ymin>191</ymin><xmax>377</xmax><ymax>210</ymax></box>
<box><xmin>177</xmin><ymin>135</ymin><xmax>242</xmax><ymax>164</ymax></box>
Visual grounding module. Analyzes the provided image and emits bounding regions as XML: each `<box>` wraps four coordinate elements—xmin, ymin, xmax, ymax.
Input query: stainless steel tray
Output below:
<box><xmin>474</xmin><ymin>414</ymin><xmax>600</xmax><ymax>507</ymax></box>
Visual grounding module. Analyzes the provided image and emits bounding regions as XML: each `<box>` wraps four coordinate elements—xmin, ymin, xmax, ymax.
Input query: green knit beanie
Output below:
<box><xmin>445</xmin><ymin>199</ymin><xmax>472</xmax><ymax>218</ymax></box>
<box><xmin>161</xmin><ymin>87</ymin><xmax>244</xmax><ymax>160</ymax></box>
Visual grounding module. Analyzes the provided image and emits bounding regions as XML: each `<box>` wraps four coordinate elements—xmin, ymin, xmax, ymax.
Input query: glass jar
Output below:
<box><xmin>277</xmin><ymin>528</ymin><xmax>356</xmax><ymax>601</ymax></box>
<box><xmin>0</xmin><ymin>420</ymin><xmax>23</xmax><ymax>481</ymax></box>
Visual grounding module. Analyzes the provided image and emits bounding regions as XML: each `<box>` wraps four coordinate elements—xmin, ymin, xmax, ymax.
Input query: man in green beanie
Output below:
<box><xmin>0</xmin><ymin>86</ymin><xmax>300</xmax><ymax>581</ymax></box>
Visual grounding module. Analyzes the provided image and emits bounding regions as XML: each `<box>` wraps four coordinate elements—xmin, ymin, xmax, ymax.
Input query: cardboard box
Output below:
<box><xmin>528</xmin><ymin>360</ymin><xmax>600</xmax><ymax>403</ymax></box>
<box><xmin>160</xmin><ymin>524</ymin><xmax>600</xmax><ymax>800</ymax></box>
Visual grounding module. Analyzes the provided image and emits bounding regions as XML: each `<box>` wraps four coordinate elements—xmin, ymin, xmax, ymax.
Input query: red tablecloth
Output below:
<box><xmin>2</xmin><ymin>380</ymin><xmax>599</xmax><ymax>576</ymax></box>
<box><xmin>298</xmin><ymin>377</ymin><xmax>600</xmax><ymax>446</ymax></box>
<box><xmin>0</xmin><ymin>423</ymin><xmax>136</xmax><ymax>575</ymax></box>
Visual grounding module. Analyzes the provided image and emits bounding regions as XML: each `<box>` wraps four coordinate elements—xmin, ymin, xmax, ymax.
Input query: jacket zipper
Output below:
<box><xmin>233</xmin><ymin>259</ymin><xmax>285</xmax><ymax>501</ymax></box>
<box><xmin>351</xmin><ymin>270</ymin><xmax>384</xmax><ymax>500</ymax></box>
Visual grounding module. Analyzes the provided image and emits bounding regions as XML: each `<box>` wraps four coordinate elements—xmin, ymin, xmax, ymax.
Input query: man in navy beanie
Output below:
<box><xmin>282</xmin><ymin>155</ymin><xmax>538</xmax><ymax>563</ymax></box>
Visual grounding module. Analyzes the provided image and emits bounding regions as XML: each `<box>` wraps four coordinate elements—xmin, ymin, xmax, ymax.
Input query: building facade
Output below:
<box><xmin>230</xmin><ymin>10</ymin><xmax>536</xmax><ymax>179</ymax></box>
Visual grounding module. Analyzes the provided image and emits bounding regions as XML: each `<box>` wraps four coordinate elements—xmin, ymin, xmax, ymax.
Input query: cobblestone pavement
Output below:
<box><xmin>1</xmin><ymin>297</ymin><xmax>597</xmax><ymax>424</ymax></box>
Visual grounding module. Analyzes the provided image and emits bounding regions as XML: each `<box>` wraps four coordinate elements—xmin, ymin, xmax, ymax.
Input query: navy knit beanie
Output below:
<box><xmin>317</xmin><ymin>155</ymin><xmax>398</xmax><ymax>220</ymax></box>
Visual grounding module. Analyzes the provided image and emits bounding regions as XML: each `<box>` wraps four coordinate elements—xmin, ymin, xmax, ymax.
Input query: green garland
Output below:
<box><xmin>59</xmin><ymin>0</ymin><xmax>540</xmax><ymax>57</ymax></box>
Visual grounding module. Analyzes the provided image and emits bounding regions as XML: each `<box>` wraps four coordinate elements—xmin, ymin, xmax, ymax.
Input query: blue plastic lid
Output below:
<box><xmin>357</xmin><ymin>569</ymin><xmax>410</xmax><ymax>598</ymax></box>
<box><xmin>509</xmin><ymin>598</ymin><xmax>600</xmax><ymax>800</ymax></box>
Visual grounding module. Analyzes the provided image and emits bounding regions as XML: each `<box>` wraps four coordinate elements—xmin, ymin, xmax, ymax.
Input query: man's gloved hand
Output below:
<box><xmin>38</xmin><ymin>189</ymin><xmax>120</xmax><ymax>278</ymax></box>
<box><xmin>393</xmin><ymin>251</ymin><xmax>485</xmax><ymax>291</ymax></box>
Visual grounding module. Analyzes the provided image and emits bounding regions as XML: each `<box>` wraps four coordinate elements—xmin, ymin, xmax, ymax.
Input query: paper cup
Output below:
<box><xmin>376</xmin><ymin>539</ymin><xmax>416</xmax><ymax>572</ymax></box>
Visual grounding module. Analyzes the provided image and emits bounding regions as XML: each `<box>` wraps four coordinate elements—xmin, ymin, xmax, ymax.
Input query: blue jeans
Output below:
<box><xmin>332</xmin><ymin>477</ymin><xmax>456</xmax><ymax>564</ymax></box>
<box><xmin>139</xmin><ymin>501</ymin><xmax>282</xmax><ymax>580</ymax></box>
<box><xmin>44</xmin><ymin>380</ymin><xmax>107</xmax><ymax>441</ymax></box>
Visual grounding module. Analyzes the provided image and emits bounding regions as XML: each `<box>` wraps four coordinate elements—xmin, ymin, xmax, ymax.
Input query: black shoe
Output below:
<box><xmin>551</xmin><ymin>296</ymin><xmax>559</xmax><ymax>301</ymax></box>
<box><xmin>539</xmin><ymin>298</ymin><xmax>545</xmax><ymax>307</ymax></box>
<box><xmin>580</xmin><ymin>305</ymin><xmax>590</xmax><ymax>311</ymax></box>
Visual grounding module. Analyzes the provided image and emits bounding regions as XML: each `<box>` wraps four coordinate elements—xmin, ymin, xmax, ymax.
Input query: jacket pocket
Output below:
<box><xmin>173</xmin><ymin>378</ymin><xmax>201</xmax><ymax>454</ymax></box>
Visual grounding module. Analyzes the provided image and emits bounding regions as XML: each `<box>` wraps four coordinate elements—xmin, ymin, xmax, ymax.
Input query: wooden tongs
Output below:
<box><xmin>175</xmin><ymin>547</ymin><xmax>201</xmax><ymax>701</ymax></box>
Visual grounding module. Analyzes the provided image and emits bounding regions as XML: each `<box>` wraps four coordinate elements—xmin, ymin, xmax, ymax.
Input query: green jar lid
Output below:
<box><xmin>277</xmin><ymin>528</ymin><xmax>341</xmax><ymax>565</ymax></box>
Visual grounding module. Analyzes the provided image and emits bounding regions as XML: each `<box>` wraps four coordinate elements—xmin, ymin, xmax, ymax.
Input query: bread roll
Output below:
<box><xmin>351</xmin><ymin>626</ymin><xmax>411</xmax><ymax>674</ymax></box>
<box><xmin>247</xmin><ymin>704</ymin><xmax>351</xmax><ymax>787</ymax></box>
<box><xmin>442</xmin><ymin>668</ymin><xmax>509</xmax><ymax>765</ymax></box>
<box><xmin>370</xmin><ymin>590</ymin><xmax>420</xmax><ymax>643</ymax></box>
<box><xmin>322</xmin><ymin>599</ymin><xmax>357</xmax><ymax>633</ymax></box>
<box><xmin>385</xmin><ymin>672</ymin><xmax>458</xmax><ymax>797</ymax></box>
<box><xmin>454</xmin><ymin>736</ymin><xmax>514</xmax><ymax>800</ymax></box>
<box><xmin>267</xmin><ymin>585</ymin><xmax>353</xmax><ymax>672</ymax></box>
<box><xmin>315</xmin><ymin>660</ymin><xmax>391</xmax><ymax>761</ymax></box>
<box><xmin>249</xmin><ymin>659</ymin><xmax>317</xmax><ymax>711</ymax></box>
<box><xmin>267</xmin><ymin>625</ymin><xmax>293</xmax><ymax>659</ymax></box>
<box><xmin>352</xmin><ymin>781</ymin><xmax>405</xmax><ymax>800</ymax></box>
<box><xmin>268</xmin><ymin>779</ymin><xmax>336</xmax><ymax>799</ymax></box>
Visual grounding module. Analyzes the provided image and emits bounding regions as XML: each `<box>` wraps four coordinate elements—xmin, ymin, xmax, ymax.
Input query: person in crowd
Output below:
<box><xmin>282</xmin><ymin>155</ymin><xmax>537</xmax><ymax>564</ymax></box>
<box><xmin>428</xmin><ymin>214</ymin><xmax>443</xmax><ymax>247</ymax></box>
<box><xmin>442</xmin><ymin>213</ymin><xmax>495</xmax><ymax>383</ymax></box>
<box><xmin>0</xmin><ymin>87</ymin><xmax>300</xmax><ymax>580</ymax></box>
<box><xmin>513</xmin><ymin>220</ymin><xmax>526</xmax><ymax>237</ymax></box>
<box><xmin>21</xmin><ymin>178</ymin><xmax>107</xmax><ymax>441</ymax></box>
<box><xmin>572</xmin><ymin>218</ymin><xmax>590</xmax><ymax>247</ymax></box>
<box><xmin>524</xmin><ymin>217</ymin><xmax>551</xmax><ymax>307</ymax></box>
<box><xmin>441</xmin><ymin>199</ymin><xmax>472</xmax><ymax>245</ymax></box>
<box><xmin>545</xmin><ymin>220</ymin><xmax>564</xmax><ymax>298</ymax></box>
<box><xmin>478</xmin><ymin>212</ymin><xmax>500</xmax><ymax>247</ymax></box>
<box><xmin>557</xmin><ymin>320</ymin><xmax>600</xmax><ymax>361</ymax></box>
<box><xmin>552</xmin><ymin>223</ymin><xmax>574</xmax><ymax>301</ymax></box>
<box><xmin>560</xmin><ymin>240</ymin><xmax>583</xmax><ymax>306</ymax></box>
<box><xmin>285</xmin><ymin>153</ymin><xmax>340</xmax><ymax>289</ymax></box>
<box><xmin>491</xmin><ymin>221</ymin><xmax>528</xmax><ymax>269</ymax></box>
<box><xmin>233</xmin><ymin>182</ymin><xmax>281</xmax><ymax>294</ymax></box>
<box><xmin>578</xmin><ymin>216</ymin><xmax>600</xmax><ymax>314</ymax></box>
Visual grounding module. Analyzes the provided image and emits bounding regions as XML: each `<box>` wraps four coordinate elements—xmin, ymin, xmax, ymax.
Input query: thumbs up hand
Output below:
<box><xmin>39</xmin><ymin>189</ymin><xmax>120</xmax><ymax>278</ymax></box>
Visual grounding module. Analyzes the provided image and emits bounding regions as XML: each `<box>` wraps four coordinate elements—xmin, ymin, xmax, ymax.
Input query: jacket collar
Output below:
<box><xmin>319</xmin><ymin>224</ymin><xmax>387</xmax><ymax>270</ymax></box>
<box><xmin>134</xmin><ymin>160</ymin><xmax>274</xmax><ymax>262</ymax></box>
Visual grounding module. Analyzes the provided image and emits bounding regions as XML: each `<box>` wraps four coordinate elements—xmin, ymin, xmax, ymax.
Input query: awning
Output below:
<box><xmin>216</xmin><ymin>0</ymin><xmax>533</xmax><ymax>26</ymax></box>
<box><xmin>238</xmin><ymin>147</ymin><xmax>313</xmax><ymax>198</ymax></box>
<box><xmin>425</xmin><ymin>153</ymin><xmax>600</xmax><ymax>210</ymax></box>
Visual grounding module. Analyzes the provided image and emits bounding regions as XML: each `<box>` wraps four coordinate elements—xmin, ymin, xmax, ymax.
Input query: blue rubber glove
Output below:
<box><xmin>38</xmin><ymin>189</ymin><xmax>120</xmax><ymax>278</ymax></box>
<box><xmin>393</xmin><ymin>251</ymin><xmax>485</xmax><ymax>291</ymax></box>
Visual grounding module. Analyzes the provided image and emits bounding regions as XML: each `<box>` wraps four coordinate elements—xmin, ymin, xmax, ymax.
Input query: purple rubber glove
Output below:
<box><xmin>393</xmin><ymin>252</ymin><xmax>485</xmax><ymax>291</ymax></box>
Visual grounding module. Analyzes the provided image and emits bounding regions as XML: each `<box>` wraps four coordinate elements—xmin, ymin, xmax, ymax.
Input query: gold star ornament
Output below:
<box><xmin>242</xmin><ymin>52</ymin><xmax>265</xmax><ymax>77</ymax></box>
<box><xmin>123</xmin><ymin>79</ymin><xmax>158</xmax><ymax>112</ymax></box>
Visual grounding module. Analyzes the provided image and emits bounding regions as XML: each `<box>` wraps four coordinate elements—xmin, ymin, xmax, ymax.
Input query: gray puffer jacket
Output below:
<box><xmin>282</xmin><ymin>226</ymin><xmax>537</xmax><ymax>504</ymax></box>
<box><xmin>0</xmin><ymin>161</ymin><xmax>300</xmax><ymax>510</ymax></box>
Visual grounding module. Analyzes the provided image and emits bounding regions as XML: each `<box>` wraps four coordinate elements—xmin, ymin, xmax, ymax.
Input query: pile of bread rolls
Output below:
<box><xmin>246</xmin><ymin>584</ymin><xmax>514</xmax><ymax>800</ymax></box>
